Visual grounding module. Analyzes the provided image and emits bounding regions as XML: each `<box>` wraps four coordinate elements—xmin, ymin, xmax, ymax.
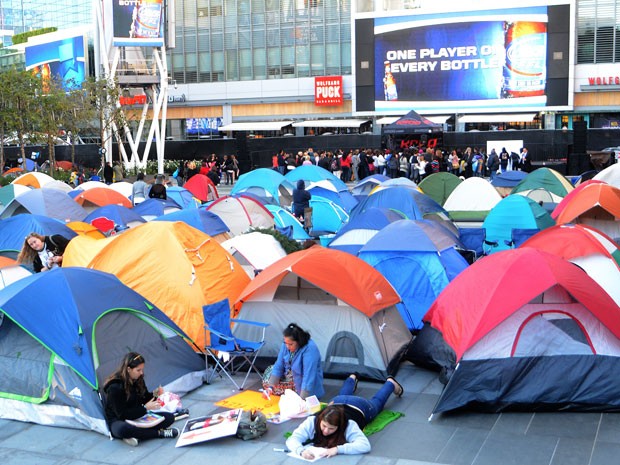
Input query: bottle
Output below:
<box><xmin>501</xmin><ymin>21</ymin><xmax>547</xmax><ymax>98</ymax></box>
<box><xmin>383</xmin><ymin>61</ymin><xmax>398</xmax><ymax>101</ymax></box>
<box><xmin>131</xmin><ymin>0</ymin><xmax>163</xmax><ymax>39</ymax></box>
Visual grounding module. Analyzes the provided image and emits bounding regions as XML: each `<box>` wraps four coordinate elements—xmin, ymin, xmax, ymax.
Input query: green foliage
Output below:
<box><xmin>12</xmin><ymin>28</ymin><xmax>58</xmax><ymax>45</ymax></box>
<box><xmin>0</xmin><ymin>176</ymin><xmax>10</xmax><ymax>187</ymax></box>
<box><xmin>250</xmin><ymin>227</ymin><xmax>302</xmax><ymax>254</ymax></box>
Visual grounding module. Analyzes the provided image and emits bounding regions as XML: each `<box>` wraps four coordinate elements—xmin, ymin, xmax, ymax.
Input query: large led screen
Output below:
<box><xmin>25</xmin><ymin>34</ymin><xmax>87</xmax><ymax>91</ymax></box>
<box><xmin>112</xmin><ymin>0</ymin><xmax>165</xmax><ymax>47</ymax></box>
<box><xmin>372</xmin><ymin>6</ymin><xmax>555</xmax><ymax>113</ymax></box>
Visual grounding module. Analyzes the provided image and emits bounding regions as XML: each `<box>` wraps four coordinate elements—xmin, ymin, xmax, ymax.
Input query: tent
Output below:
<box><xmin>0</xmin><ymin>214</ymin><xmax>77</xmax><ymax>260</ymax></box>
<box><xmin>184</xmin><ymin>174</ymin><xmax>219</xmax><ymax>202</ymax></box>
<box><xmin>328</xmin><ymin>207</ymin><xmax>406</xmax><ymax>256</ymax></box>
<box><xmin>42</xmin><ymin>180</ymin><xmax>74</xmax><ymax>194</ymax></box>
<box><xmin>444</xmin><ymin>177</ymin><xmax>503</xmax><ymax>225</ymax></box>
<box><xmin>358</xmin><ymin>219</ymin><xmax>468</xmax><ymax>331</ymax></box>
<box><xmin>551</xmin><ymin>180</ymin><xmax>605</xmax><ymax>220</ymax></box>
<box><xmin>408</xmin><ymin>248</ymin><xmax>620</xmax><ymax>414</ymax></box>
<box><xmin>308</xmin><ymin>196</ymin><xmax>349</xmax><ymax>235</ymax></box>
<box><xmin>107</xmin><ymin>181</ymin><xmax>134</xmax><ymax>200</ymax></box>
<box><xmin>593</xmin><ymin>163</ymin><xmax>620</xmax><ymax>187</ymax></box>
<box><xmin>153</xmin><ymin>209</ymin><xmax>231</xmax><ymax>242</ymax></box>
<box><xmin>11</xmin><ymin>172</ymin><xmax>55</xmax><ymax>189</ymax></box>
<box><xmin>206</xmin><ymin>195</ymin><xmax>275</xmax><ymax>236</ymax></box>
<box><xmin>0</xmin><ymin>184</ymin><xmax>31</xmax><ymax>214</ymax></box>
<box><xmin>166</xmin><ymin>186</ymin><xmax>201</xmax><ymax>209</ymax></box>
<box><xmin>350</xmin><ymin>174</ymin><xmax>389</xmax><ymax>198</ymax></box>
<box><xmin>73</xmin><ymin>187</ymin><xmax>132</xmax><ymax>212</ymax></box>
<box><xmin>0</xmin><ymin>267</ymin><xmax>205</xmax><ymax>434</ymax></box>
<box><xmin>84</xmin><ymin>205</ymin><xmax>146</xmax><ymax>232</ymax></box>
<box><xmin>418</xmin><ymin>172</ymin><xmax>462</xmax><ymax>206</ymax></box>
<box><xmin>233</xmin><ymin>246</ymin><xmax>412</xmax><ymax>380</ymax></box>
<box><xmin>511</xmin><ymin>167</ymin><xmax>574</xmax><ymax>203</ymax></box>
<box><xmin>382</xmin><ymin>110</ymin><xmax>443</xmax><ymax>134</ymax></box>
<box><xmin>221</xmin><ymin>232</ymin><xmax>288</xmax><ymax>277</ymax></box>
<box><xmin>306</xmin><ymin>180</ymin><xmax>358</xmax><ymax>212</ymax></box>
<box><xmin>264</xmin><ymin>204</ymin><xmax>311</xmax><ymax>241</ymax></box>
<box><xmin>231</xmin><ymin>168</ymin><xmax>294</xmax><ymax>206</ymax></box>
<box><xmin>0</xmin><ymin>188</ymin><xmax>88</xmax><ymax>222</ymax></box>
<box><xmin>285</xmin><ymin>165</ymin><xmax>348</xmax><ymax>192</ymax></box>
<box><xmin>0</xmin><ymin>258</ymin><xmax>31</xmax><ymax>290</ymax></box>
<box><xmin>66</xmin><ymin>221</ymin><xmax>107</xmax><ymax>239</ymax></box>
<box><xmin>482</xmin><ymin>195</ymin><xmax>555</xmax><ymax>255</ymax></box>
<box><xmin>490</xmin><ymin>170</ymin><xmax>527</xmax><ymax>197</ymax></box>
<box><xmin>63</xmin><ymin>221</ymin><xmax>250</xmax><ymax>347</ymax></box>
<box><xmin>552</xmin><ymin>183</ymin><xmax>620</xmax><ymax>242</ymax></box>
<box><xmin>132</xmin><ymin>198</ymin><xmax>183</xmax><ymax>221</ymax></box>
<box><xmin>521</xmin><ymin>224</ymin><xmax>620</xmax><ymax>305</ymax></box>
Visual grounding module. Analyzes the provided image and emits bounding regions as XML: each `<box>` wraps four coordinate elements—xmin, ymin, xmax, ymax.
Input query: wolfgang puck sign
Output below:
<box><xmin>315</xmin><ymin>76</ymin><xmax>343</xmax><ymax>106</ymax></box>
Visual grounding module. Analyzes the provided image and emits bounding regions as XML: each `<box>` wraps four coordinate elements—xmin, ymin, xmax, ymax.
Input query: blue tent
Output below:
<box><xmin>358</xmin><ymin>219</ymin><xmax>469</xmax><ymax>330</ymax></box>
<box><xmin>328</xmin><ymin>207</ymin><xmax>405</xmax><ymax>255</ymax></box>
<box><xmin>84</xmin><ymin>205</ymin><xmax>146</xmax><ymax>230</ymax></box>
<box><xmin>166</xmin><ymin>186</ymin><xmax>201</xmax><ymax>209</ymax></box>
<box><xmin>0</xmin><ymin>267</ymin><xmax>205</xmax><ymax>434</ymax></box>
<box><xmin>132</xmin><ymin>198</ymin><xmax>182</xmax><ymax>220</ymax></box>
<box><xmin>482</xmin><ymin>195</ymin><xmax>555</xmax><ymax>255</ymax></box>
<box><xmin>285</xmin><ymin>165</ymin><xmax>348</xmax><ymax>192</ymax></box>
<box><xmin>0</xmin><ymin>214</ymin><xmax>77</xmax><ymax>257</ymax></box>
<box><xmin>309</xmin><ymin>196</ymin><xmax>349</xmax><ymax>235</ymax></box>
<box><xmin>350</xmin><ymin>174</ymin><xmax>389</xmax><ymax>199</ymax></box>
<box><xmin>490</xmin><ymin>170</ymin><xmax>527</xmax><ymax>188</ymax></box>
<box><xmin>306</xmin><ymin>184</ymin><xmax>358</xmax><ymax>212</ymax></box>
<box><xmin>264</xmin><ymin>204</ymin><xmax>311</xmax><ymax>240</ymax></box>
<box><xmin>350</xmin><ymin>186</ymin><xmax>452</xmax><ymax>227</ymax></box>
<box><xmin>232</xmin><ymin>168</ymin><xmax>294</xmax><ymax>206</ymax></box>
<box><xmin>0</xmin><ymin>188</ymin><xmax>87</xmax><ymax>222</ymax></box>
<box><xmin>154</xmin><ymin>208</ymin><xmax>230</xmax><ymax>237</ymax></box>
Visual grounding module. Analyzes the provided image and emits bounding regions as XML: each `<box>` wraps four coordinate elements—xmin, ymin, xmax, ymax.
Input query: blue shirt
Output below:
<box><xmin>272</xmin><ymin>339</ymin><xmax>324</xmax><ymax>399</ymax></box>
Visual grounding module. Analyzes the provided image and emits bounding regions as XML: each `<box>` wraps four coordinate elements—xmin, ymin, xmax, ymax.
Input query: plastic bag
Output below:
<box><xmin>278</xmin><ymin>389</ymin><xmax>307</xmax><ymax>419</ymax></box>
<box><xmin>236</xmin><ymin>410</ymin><xmax>268</xmax><ymax>440</ymax></box>
<box><xmin>156</xmin><ymin>391</ymin><xmax>182</xmax><ymax>413</ymax></box>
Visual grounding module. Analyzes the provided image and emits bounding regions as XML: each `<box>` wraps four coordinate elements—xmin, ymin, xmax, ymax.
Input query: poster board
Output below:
<box><xmin>175</xmin><ymin>409</ymin><xmax>242</xmax><ymax>447</ymax></box>
<box><xmin>215</xmin><ymin>390</ymin><xmax>281</xmax><ymax>417</ymax></box>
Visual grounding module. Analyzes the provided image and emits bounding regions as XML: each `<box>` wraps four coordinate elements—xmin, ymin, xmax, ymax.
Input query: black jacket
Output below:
<box><xmin>103</xmin><ymin>378</ymin><xmax>151</xmax><ymax>423</ymax></box>
<box><xmin>149</xmin><ymin>183</ymin><xmax>167</xmax><ymax>199</ymax></box>
<box><xmin>33</xmin><ymin>235</ymin><xmax>70</xmax><ymax>273</ymax></box>
<box><xmin>292</xmin><ymin>180</ymin><xmax>311</xmax><ymax>217</ymax></box>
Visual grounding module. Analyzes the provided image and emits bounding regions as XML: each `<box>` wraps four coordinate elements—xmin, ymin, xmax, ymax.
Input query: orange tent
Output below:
<box><xmin>553</xmin><ymin>183</ymin><xmax>620</xmax><ymax>241</ymax></box>
<box><xmin>3</xmin><ymin>167</ymin><xmax>24</xmax><ymax>176</ymax></box>
<box><xmin>66</xmin><ymin>221</ymin><xmax>106</xmax><ymax>239</ymax></box>
<box><xmin>63</xmin><ymin>221</ymin><xmax>250</xmax><ymax>347</ymax></box>
<box><xmin>0</xmin><ymin>256</ymin><xmax>18</xmax><ymax>268</ymax></box>
<box><xmin>56</xmin><ymin>161</ymin><xmax>73</xmax><ymax>171</ymax></box>
<box><xmin>12</xmin><ymin>172</ymin><xmax>55</xmax><ymax>189</ymax></box>
<box><xmin>74</xmin><ymin>187</ymin><xmax>132</xmax><ymax>209</ymax></box>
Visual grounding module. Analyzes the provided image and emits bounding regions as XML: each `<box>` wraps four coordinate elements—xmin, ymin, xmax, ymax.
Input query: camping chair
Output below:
<box><xmin>203</xmin><ymin>299</ymin><xmax>269</xmax><ymax>390</ymax></box>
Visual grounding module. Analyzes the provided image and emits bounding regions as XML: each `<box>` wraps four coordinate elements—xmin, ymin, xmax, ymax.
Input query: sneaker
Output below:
<box><xmin>174</xmin><ymin>408</ymin><xmax>190</xmax><ymax>421</ymax></box>
<box><xmin>122</xmin><ymin>437</ymin><xmax>139</xmax><ymax>447</ymax></box>
<box><xmin>158</xmin><ymin>427</ymin><xmax>180</xmax><ymax>439</ymax></box>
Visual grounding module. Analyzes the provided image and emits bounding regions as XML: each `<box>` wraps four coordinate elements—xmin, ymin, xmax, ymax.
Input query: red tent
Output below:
<box><xmin>184</xmin><ymin>174</ymin><xmax>219</xmax><ymax>202</ymax></box>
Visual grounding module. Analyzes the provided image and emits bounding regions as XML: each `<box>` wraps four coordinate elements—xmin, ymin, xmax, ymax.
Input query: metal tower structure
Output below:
<box><xmin>93</xmin><ymin>0</ymin><xmax>172</xmax><ymax>172</ymax></box>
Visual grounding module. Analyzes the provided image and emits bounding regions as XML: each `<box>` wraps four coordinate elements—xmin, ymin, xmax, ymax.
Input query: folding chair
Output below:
<box><xmin>202</xmin><ymin>299</ymin><xmax>269</xmax><ymax>390</ymax></box>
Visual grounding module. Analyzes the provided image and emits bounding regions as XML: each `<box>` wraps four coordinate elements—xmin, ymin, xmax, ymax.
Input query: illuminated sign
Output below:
<box><xmin>315</xmin><ymin>76</ymin><xmax>343</xmax><ymax>106</ymax></box>
<box><xmin>25</xmin><ymin>33</ymin><xmax>87</xmax><ymax>91</ymax></box>
<box><xmin>119</xmin><ymin>95</ymin><xmax>148</xmax><ymax>105</ymax></box>
<box><xmin>112</xmin><ymin>0</ymin><xmax>165</xmax><ymax>47</ymax></box>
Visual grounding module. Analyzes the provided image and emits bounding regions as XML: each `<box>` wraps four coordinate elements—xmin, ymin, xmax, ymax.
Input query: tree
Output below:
<box><xmin>0</xmin><ymin>68</ymin><xmax>42</xmax><ymax>168</ymax></box>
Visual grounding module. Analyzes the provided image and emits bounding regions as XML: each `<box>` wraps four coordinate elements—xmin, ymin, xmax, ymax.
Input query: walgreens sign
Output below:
<box><xmin>315</xmin><ymin>76</ymin><xmax>343</xmax><ymax>106</ymax></box>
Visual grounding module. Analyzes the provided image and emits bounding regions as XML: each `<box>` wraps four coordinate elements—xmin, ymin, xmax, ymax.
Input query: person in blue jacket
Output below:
<box><xmin>264</xmin><ymin>323</ymin><xmax>324</xmax><ymax>399</ymax></box>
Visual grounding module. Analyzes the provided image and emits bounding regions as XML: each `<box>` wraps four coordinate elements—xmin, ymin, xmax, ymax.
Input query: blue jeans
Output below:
<box><xmin>331</xmin><ymin>377</ymin><xmax>394</xmax><ymax>424</ymax></box>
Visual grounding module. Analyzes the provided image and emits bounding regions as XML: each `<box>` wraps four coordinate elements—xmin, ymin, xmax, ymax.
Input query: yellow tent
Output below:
<box><xmin>66</xmin><ymin>221</ymin><xmax>106</xmax><ymax>239</ymax></box>
<box><xmin>63</xmin><ymin>221</ymin><xmax>250</xmax><ymax>347</ymax></box>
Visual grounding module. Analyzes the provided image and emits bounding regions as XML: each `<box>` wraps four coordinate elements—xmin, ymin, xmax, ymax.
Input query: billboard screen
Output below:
<box><xmin>365</xmin><ymin>5</ymin><xmax>569</xmax><ymax>113</ymax></box>
<box><xmin>186</xmin><ymin>118</ymin><xmax>223</xmax><ymax>136</ymax></box>
<box><xmin>112</xmin><ymin>0</ymin><xmax>165</xmax><ymax>47</ymax></box>
<box><xmin>25</xmin><ymin>34</ymin><xmax>87</xmax><ymax>91</ymax></box>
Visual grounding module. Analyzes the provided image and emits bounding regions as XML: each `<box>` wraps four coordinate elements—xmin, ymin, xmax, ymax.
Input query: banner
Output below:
<box><xmin>374</xmin><ymin>7</ymin><xmax>548</xmax><ymax>111</ymax></box>
<box><xmin>112</xmin><ymin>0</ymin><xmax>165</xmax><ymax>46</ymax></box>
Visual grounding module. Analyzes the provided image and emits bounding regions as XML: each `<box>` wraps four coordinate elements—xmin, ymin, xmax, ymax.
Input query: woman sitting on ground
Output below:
<box><xmin>17</xmin><ymin>232</ymin><xmax>71</xmax><ymax>273</ymax></box>
<box><xmin>103</xmin><ymin>352</ymin><xmax>178</xmax><ymax>447</ymax></box>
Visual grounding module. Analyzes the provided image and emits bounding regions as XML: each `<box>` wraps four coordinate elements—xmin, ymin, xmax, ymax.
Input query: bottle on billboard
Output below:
<box><xmin>383</xmin><ymin>61</ymin><xmax>398</xmax><ymax>101</ymax></box>
<box><xmin>130</xmin><ymin>0</ymin><xmax>163</xmax><ymax>39</ymax></box>
<box><xmin>501</xmin><ymin>21</ymin><xmax>547</xmax><ymax>98</ymax></box>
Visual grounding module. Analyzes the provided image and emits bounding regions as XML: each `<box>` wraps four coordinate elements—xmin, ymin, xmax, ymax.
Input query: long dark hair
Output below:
<box><xmin>283</xmin><ymin>323</ymin><xmax>310</xmax><ymax>348</ymax></box>
<box><xmin>312</xmin><ymin>405</ymin><xmax>347</xmax><ymax>448</ymax></box>
<box><xmin>105</xmin><ymin>352</ymin><xmax>148</xmax><ymax>400</ymax></box>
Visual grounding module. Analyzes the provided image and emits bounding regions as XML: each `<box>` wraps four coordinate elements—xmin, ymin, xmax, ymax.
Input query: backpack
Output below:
<box><xmin>236</xmin><ymin>410</ymin><xmax>267</xmax><ymax>441</ymax></box>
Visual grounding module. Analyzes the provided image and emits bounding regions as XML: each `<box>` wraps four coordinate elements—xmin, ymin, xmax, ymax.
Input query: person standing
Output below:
<box><xmin>499</xmin><ymin>147</ymin><xmax>510</xmax><ymax>173</ymax></box>
<box><xmin>132</xmin><ymin>172</ymin><xmax>149</xmax><ymax>205</ymax></box>
<box><xmin>292</xmin><ymin>180</ymin><xmax>312</xmax><ymax>221</ymax></box>
<box><xmin>103</xmin><ymin>352</ymin><xmax>178</xmax><ymax>447</ymax></box>
<box><xmin>520</xmin><ymin>147</ymin><xmax>532</xmax><ymax>173</ymax></box>
<box><xmin>103</xmin><ymin>162</ymin><xmax>114</xmax><ymax>185</ymax></box>
<box><xmin>487</xmin><ymin>149</ymin><xmax>500</xmax><ymax>181</ymax></box>
<box><xmin>113</xmin><ymin>161</ymin><xmax>124</xmax><ymax>183</ymax></box>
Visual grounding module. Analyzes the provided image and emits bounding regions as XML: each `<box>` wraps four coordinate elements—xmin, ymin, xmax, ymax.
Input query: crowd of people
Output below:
<box><xmin>273</xmin><ymin>145</ymin><xmax>533</xmax><ymax>184</ymax></box>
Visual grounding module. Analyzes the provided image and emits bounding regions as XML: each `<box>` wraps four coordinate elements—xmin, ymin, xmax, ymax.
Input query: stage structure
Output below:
<box><xmin>94</xmin><ymin>0</ymin><xmax>175</xmax><ymax>172</ymax></box>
